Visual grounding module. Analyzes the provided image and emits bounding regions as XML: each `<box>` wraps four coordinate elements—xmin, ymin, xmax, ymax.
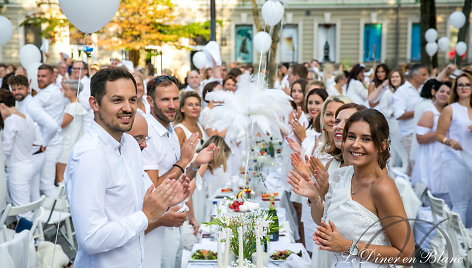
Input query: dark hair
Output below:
<box><xmin>0</xmin><ymin>64</ymin><xmax>6</xmax><ymax>69</ymax></box>
<box><xmin>0</xmin><ymin>89</ymin><xmax>16</xmax><ymax>107</ymax></box>
<box><xmin>91</xmin><ymin>67</ymin><xmax>137</xmax><ymax>105</ymax></box>
<box><xmin>146</xmin><ymin>75</ymin><xmax>180</xmax><ymax>99</ymax></box>
<box><xmin>175</xmin><ymin>91</ymin><xmax>202</xmax><ymax>124</ymax></box>
<box><xmin>202</xmin><ymin>81</ymin><xmax>221</xmax><ymax>103</ymax></box>
<box><xmin>228</xmin><ymin>67</ymin><xmax>242</xmax><ymax>78</ymax></box>
<box><xmin>290</xmin><ymin>64</ymin><xmax>308</xmax><ymax>79</ymax></box>
<box><xmin>8</xmin><ymin>75</ymin><xmax>29</xmax><ymax>87</ymax></box>
<box><xmin>38</xmin><ymin>64</ymin><xmax>54</xmax><ymax>74</ymax></box>
<box><xmin>223</xmin><ymin>75</ymin><xmax>237</xmax><ymax>89</ymax></box>
<box><xmin>305</xmin><ymin>88</ymin><xmax>328</xmax><ymax>130</ymax></box>
<box><xmin>347</xmin><ymin>64</ymin><xmax>365</xmax><ymax>91</ymax></box>
<box><xmin>388</xmin><ymin>69</ymin><xmax>405</xmax><ymax>91</ymax></box>
<box><xmin>373</xmin><ymin>63</ymin><xmax>390</xmax><ymax>87</ymax></box>
<box><xmin>1</xmin><ymin>73</ymin><xmax>14</xmax><ymax>90</ymax></box>
<box><xmin>290</xmin><ymin>79</ymin><xmax>308</xmax><ymax>111</ymax></box>
<box><xmin>326</xmin><ymin>103</ymin><xmax>367</xmax><ymax>158</ymax></box>
<box><xmin>335</xmin><ymin>73</ymin><xmax>346</xmax><ymax>84</ymax></box>
<box><xmin>420</xmin><ymin>79</ymin><xmax>439</xmax><ymax>99</ymax></box>
<box><xmin>450</xmin><ymin>72</ymin><xmax>472</xmax><ymax>106</ymax></box>
<box><xmin>342</xmin><ymin>109</ymin><xmax>390</xmax><ymax>169</ymax></box>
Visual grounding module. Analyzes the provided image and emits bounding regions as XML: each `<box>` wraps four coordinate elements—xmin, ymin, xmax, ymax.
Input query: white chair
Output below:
<box><xmin>39</xmin><ymin>184</ymin><xmax>76</xmax><ymax>252</ymax></box>
<box><xmin>445</xmin><ymin>210</ymin><xmax>472</xmax><ymax>267</ymax></box>
<box><xmin>427</xmin><ymin>190</ymin><xmax>451</xmax><ymax>226</ymax></box>
<box><xmin>0</xmin><ymin>196</ymin><xmax>46</xmax><ymax>242</ymax></box>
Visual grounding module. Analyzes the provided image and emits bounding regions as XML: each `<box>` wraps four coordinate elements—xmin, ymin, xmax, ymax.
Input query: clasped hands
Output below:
<box><xmin>180</xmin><ymin>132</ymin><xmax>219</xmax><ymax>168</ymax></box>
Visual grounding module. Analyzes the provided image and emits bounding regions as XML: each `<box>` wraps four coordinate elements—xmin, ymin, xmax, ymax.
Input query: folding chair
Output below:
<box><xmin>446</xmin><ymin>210</ymin><xmax>472</xmax><ymax>267</ymax></box>
<box><xmin>39</xmin><ymin>184</ymin><xmax>76</xmax><ymax>252</ymax></box>
<box><xmin>0</xmin><ymin>196</ymin><xmax>46</xmax><ymax>242</ymax></box>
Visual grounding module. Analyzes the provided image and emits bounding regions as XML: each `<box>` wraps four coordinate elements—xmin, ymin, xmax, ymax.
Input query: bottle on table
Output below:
<box><xmin>210</xmin><ymin>201</ymin><xmax>218</xmax><ymax>240</ymax></box>
<box><xmin>268</xmin><ymin>195</ymin><xmax>279</xmax><ymax>241</ymax></box>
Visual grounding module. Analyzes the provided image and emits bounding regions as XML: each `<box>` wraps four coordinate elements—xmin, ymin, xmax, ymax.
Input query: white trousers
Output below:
<box><xmin>40</xmin><ymin>144</ymin><xmax>63</xmax><ymax>197</ymax></box>
<box><xmin>31</xmin><ymin>152</ymin><xmax>45</xmax><ymax>202</ymax></box>
<box><xmin>161</xmin><ymin>227</ymin><xmax>182</xmax><ymax>268</ymax></box>
<box><xmin>7</xmin><ymin>161</ymin><xmax>35</xmax><ymax>218</ymax></box>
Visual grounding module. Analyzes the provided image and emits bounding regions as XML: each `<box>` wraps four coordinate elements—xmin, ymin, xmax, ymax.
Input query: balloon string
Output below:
<box><xmin>256</xmin><ymin>22</ymin><xmax>267</xmax><ymax>90</ymax></box>
<box><xmin>85</xmin><ymin>33</ymin><xmax>98</xmax><ymax>56</ymax></box>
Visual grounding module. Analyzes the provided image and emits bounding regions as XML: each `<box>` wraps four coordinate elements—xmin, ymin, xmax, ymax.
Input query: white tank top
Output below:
<box><xmin>174</xmin><ymin>122</ymin><xmax>208</xmax><ymax>149</ymax></box>
<box><xmin>444</xmin><ymin>102</ymin><xmax>472</xmax><ymax>162</ymax></box>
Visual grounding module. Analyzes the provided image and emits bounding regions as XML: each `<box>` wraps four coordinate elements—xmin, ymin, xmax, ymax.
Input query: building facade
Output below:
<box><xmin>0</xmin><ymin>0</ymin><xmax>467</xmax><ymax>75</ymax></box>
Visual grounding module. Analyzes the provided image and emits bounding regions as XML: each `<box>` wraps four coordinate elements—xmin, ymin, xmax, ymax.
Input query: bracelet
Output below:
<box><xmin>442</xmin><ymin>137</ymin><xmax>449</xmax><ymax>146</ymax></box>
<box><xmin>189</xmin><ymin>162</ymin><xmax>200</xmax><ymax>172</ymax></box>
<box><xmin>172</xmin><ymin>164</ymin><xmax>184</xmax><ymax>174</ymax></box>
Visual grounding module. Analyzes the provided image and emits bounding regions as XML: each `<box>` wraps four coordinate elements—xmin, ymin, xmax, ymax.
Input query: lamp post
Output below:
<box><xmin>210</xmin><ymin>0</ymin><xmax>216</xmax><ymax>41</ymax></box>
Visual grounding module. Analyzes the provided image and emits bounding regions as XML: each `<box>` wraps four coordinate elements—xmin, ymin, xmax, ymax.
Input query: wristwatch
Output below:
<box><xmin>348</xmin><ymin>240</ymin><xmax>359</xmax><ymax>256</ymax></box>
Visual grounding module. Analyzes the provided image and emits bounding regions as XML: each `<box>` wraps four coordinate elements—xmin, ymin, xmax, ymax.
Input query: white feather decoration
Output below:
<box><xmin>206</xmin><ymin>74</ymin><xmax>292</xmax><ymax>144</ymax></box>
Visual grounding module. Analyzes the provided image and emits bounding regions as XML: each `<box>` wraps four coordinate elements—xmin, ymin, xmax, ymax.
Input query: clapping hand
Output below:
<box><xmin>314</xmin><ymin>220</ymin><xmax>350</xmax><ymax>253</ymax></box>
<box><xmin>313</xmin><ymin>168</ymin><xmax>329</xmax><ymax>201</ymax></box>
<box><xmin>286</xmin><ymin>136</ymin><xmax>301</xmax><ymax>154</ymax></box>
<box><xmin>142</xmin><ymin>178</ymin><xmax>177</xmax><ymax>224</ymax></box>
<box><xmin>290</xmin><ymin>118</ymin><xmax>307</xmax><ymax>143</ymax></box>
<box><xmin>181</xmin><ymin>132</ymin><xmax>199</xmax><ymax>165</ymax></box>
<box><xmin>290</xmin><ymin>153</ymin><xmax>310</xmax><ymax>178</ymax></box>
<box><xmin>194</xmin><ymin>143</ymin><xmax>219</xmax><ymax>166</ymax></box>
<box><xmin>171</xmin><ymin>173</ymin><xmax>190</xmax><ymax>206</ymax></box>
<box><xmin>287</xmin><ymin>170</ymin><xmax>319</xmax><ymax>201</ymax></box>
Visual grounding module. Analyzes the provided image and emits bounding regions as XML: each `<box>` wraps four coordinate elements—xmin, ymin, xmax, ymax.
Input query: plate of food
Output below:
<box><xmin>269</xmin><ymin>250</ymin><xmax>302</xmax><ymax>263</ymax></box>
<box><xmin>189</xmin><ymin>249</ymin><xmax>218</xmax><ymax>264</ymax></box>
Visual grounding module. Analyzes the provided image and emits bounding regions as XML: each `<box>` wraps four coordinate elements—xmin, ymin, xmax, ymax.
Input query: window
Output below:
<box><xmin>235</xmin><ymin>25</ymin><xmax>253</xmax><ymax>63</ymax></box>
<box><xmin>281</xmin><ymin>25</ymin><xmax>298</xmax><ymax>63</ymax></box>
<box><xmin>363</xmin><ymin>23</ymin><xmax>382</xmax><ymax>62</ymax></box>
<box><xmin>318</xmin><ymin>24</ymin><xmax>336</xmax><ymax>62</ymax></box>
<box><xmin>411</xmin><ymin>23</ymin><xmax>421</xmax><ymax>61</ymax></box>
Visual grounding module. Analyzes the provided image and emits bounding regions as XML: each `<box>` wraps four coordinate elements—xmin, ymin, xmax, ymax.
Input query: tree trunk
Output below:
<box><xmin>456</xmin><ymin>0</ymin><xmax>471</xmax><ymax>67</ymax></box>
<box><xmin>267</xmin><ymin>23</ymin><xmax>281</xmax><ymax>88</ymax></box>
<box><xmin>129</xmin><ymin>49</ymin><xmax>140</xmax><ymax>67</ymax></box>
<box><xmin>251</xmin><ymin>0</ymin><xmax>263</xmax><ymax>32</ymax></box>
<box><xmin>420</xmin><ymin>0</ymin><xmax>438</xmax><ymax>68</ymax></box>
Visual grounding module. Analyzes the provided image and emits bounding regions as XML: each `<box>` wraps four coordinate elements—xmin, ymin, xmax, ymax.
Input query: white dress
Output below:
<box><xmin>409</xmin><ymin>99</ymin><xmax>433</xmax><ymax>162</ymax></box>
<box><xmin>173</xmin><ymin>122</ymin><xmax>208</xmax><ymax>150</ymax></box>
<box><xmin>324</xmin><ymin>166</ymin><xmax>392</xmax><ymax>267</ymax></box>
<box><xmin>437</xmin><ymin>103</ymin><xmax>472</xmax><ymax>225</ymax></box>
<box><xmin>301</xmin><ymin>143</ymin><xmax>333</xmax><ymax>253</ymax></box>
<box><xmin>411</xmin><ymin>103</ymin><xmax>445</xmax><ymax>189</ymax></box>
<box><xmin>346</xmin><ymin>80</ymin><xmax>368</xmax><ymax>106</ymax></box>
<box><xmin>58</xmin><ymin>102</ymin><xmax>87</xmax><ymax>164</ymax></box>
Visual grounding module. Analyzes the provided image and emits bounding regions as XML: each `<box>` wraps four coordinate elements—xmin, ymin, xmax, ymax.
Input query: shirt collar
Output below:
<box><xmin>147</xmin><ymin>114</ymin><xmax>174</xmax><ymax>137</ymax></box>
<box><xmin>90</xmin><ymin>120</ymin><xmax>123</xmax><ymax>151</ymax></box>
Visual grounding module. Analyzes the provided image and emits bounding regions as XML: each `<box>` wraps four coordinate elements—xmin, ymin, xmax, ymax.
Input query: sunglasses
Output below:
<box><xmin>148</xmin><ymin>75</ymin><xmax>179</xmax><ymax>89</ymax></box>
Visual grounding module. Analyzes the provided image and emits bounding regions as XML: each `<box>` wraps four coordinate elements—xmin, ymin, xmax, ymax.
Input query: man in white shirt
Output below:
<box><xmin>56</xmin><ymin>61</ymin><xmax>69</xmax><ymax>88</ymax></box>
<box><xmin>287</xmin><ymin>64</ymin><xmax>308</xmax><ymax>91</ymax></box>
<box><xmin>184</xmin><ymin>70</ymin><xmax>202</xmax><ymax>94</ymax></box>
<box><xmin>71</xmin><ymin>60</ymin><xmax>93</xmax><ymax>132</ymax></box>
<box><xmin>10</xmin><ymin>75</ymin><xmax>60</xmax><ymax>202</ymax></box>
<box><xmin>143</xmin><ymin>75</ymin><xmax>217</xmax><ymax>268</ymax></box>
<box><xmin>393</xmin><ymin>63</ymin><xmax>428</xmax><ymax>173</ymax></box>
<box><xmin>35</xmin><ymin>64</ymin><xmax>66</xmax><ymax>197</ymax></box>
<box><xmin>65</xmin><ymin>67</ymin><xmax>189</xmax><ymax>268</ymax></box>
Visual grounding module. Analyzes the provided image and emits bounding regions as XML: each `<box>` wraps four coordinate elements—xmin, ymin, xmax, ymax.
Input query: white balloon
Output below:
<box><xmin>449</xmin><ymin>11</ymin><xmax>466</xmax><ymax>29</ymax></box>
<box><xmin>438</xmin><ymin>37</ymin><xmax>450</xmax><ymax>52</ymax></box>
<box><xmin>425</xmin><ymin>28</ymin><xmax>438</xmax><ymax>43</ymax></box>
<box><xmin>254</xmin><ymin>31</ymin><xmax>272</xmax><ymax>53</ymax></box>
<box><xmin>26</xmin><ymin>63</ymin><xmax>42</xmax><ymax>91</ymax></box>
<box><xmin>193</xmin><ymin>51</ymin><xmax>208</xmax><ymax>69</ymax></box>
<box><xmin>59</xmin><ymin>0</ymin><xmax>120</xmax><ymax>33</ymax></box>
<box><xmin>261</xmin><ymin>0</ymin><xmax>285</xmax><ymax>27</ymax></box>
<box><xmin>426</xmin><ymin>42</ymin><xmax>438</xmax><ymax>57</ymax></box>
<box><xmin>456</xmin><ymin>41</ymin><xmax>467</xmax><ymax>56</ymax></box>
<box><xmin>19</xmin><ymin>44</ymin><xmax>41</xmax><ymax>68</ymax></box>
<box><xmin>0</xmin><ymin>16</ymin><xmax>13</xmax><ymax>46</ymax></box>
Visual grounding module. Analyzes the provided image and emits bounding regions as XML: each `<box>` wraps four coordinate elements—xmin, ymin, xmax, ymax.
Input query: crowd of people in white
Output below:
<box><xmin>0</xmin><ymin>55</ymin><xmax>470</xmax><ymax>267</ymax></box>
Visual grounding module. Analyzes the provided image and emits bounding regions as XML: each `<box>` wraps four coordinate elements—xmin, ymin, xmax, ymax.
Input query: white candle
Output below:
<box><xmin>238</xmin><ymin>226</ymin><xmax>244</xmax><ymax>268</ymax></box>
<box><xmin>255</xmin><ymin>226</ymin><xmax>263</xmax><ymax>268</ymax></box>
<box><xmin>217</xmin><ymin>232</ymin><xmax>223</xmax><ymax>268</ymax></box>
<box><xmin>223</xmin><ymin>228</ymin><xmax>231</xmax><ymax>267</ymax></box>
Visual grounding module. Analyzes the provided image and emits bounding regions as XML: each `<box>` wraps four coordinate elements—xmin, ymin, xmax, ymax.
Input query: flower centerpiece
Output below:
<box><xmin>208</xmin><ymin>209</ymin><xmax>280</xmax><ymax>261</ymax></box>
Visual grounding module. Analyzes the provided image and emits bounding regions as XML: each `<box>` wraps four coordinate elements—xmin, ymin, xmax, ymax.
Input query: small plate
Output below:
<box><xmin>188</xmin><ymin>259</ymin><xmax>218</xmax><ymax>264</ymax></box>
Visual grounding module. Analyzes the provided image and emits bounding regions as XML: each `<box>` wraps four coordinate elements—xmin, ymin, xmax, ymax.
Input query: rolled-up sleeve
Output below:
<box><xmin>66</xmin><ymin>149</ymin><xmax>148</xmax><ymax>255</ymax></box>
<box><xmin>27</xmin><ymin>102</ymin><xmax>59</xmax><ymax>146</ymax></box>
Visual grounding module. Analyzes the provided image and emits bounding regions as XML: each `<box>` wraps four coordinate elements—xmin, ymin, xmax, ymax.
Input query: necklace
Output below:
<box><xmin>351</xmin><ymin>176</ymin><xmax>361</xmax><ymax>195</ymax></box>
